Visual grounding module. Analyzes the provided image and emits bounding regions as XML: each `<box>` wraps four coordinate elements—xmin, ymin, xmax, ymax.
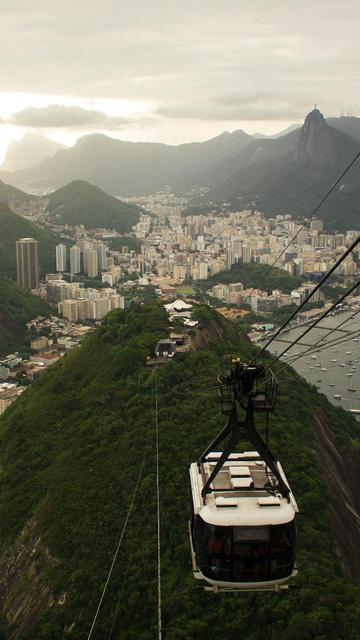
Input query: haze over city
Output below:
<box><xmin>0</xmin><ymin>0</ymin><xmax>360</xmax><ymax>161</ymax></box>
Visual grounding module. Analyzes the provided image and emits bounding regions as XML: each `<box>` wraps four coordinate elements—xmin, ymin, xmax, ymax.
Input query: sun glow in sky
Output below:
<box><xmin>0</xmin><ymin>90</ymin><xmax>296</xmax><ymax>163</ymax></box>
<box><xmin>0</xmin><ymin>92</ymin><xmax>159</xmax><ymax>161</ymax></box>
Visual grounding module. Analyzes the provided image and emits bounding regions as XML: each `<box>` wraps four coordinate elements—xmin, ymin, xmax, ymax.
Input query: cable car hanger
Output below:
<box><xmin>198</xmin><ymin>361</ymin><xmax>290</xmax><ymax>503</ymax></box>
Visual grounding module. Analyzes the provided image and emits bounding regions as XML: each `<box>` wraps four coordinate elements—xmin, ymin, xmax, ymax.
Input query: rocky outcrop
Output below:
<box><xmin>190</xmin><ymin>317</ymin><xmax>250</xmax><ymax>352</ymax></box>
<box><xmin>0</xmin><ymin>521</ymin><xmax>61</xmax><ymax>639</ymax></box>
<box><xmin>296</xmin><ymin>108</ymin><xmax>328</xmax><ymax>163</ymax></box>
<box><xmin>312</xmin><ymin>412</ymin><xmax>360</xmax><ymax>580</ymax></box>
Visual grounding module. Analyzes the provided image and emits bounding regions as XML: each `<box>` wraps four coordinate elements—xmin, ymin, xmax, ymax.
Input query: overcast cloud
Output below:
<box><xmin>3</xmin><ymin>104</ymin><xmax>153</xmax><ymax>129</ymax></box>
<box><xmin>0</xmin><ymin>0</ymin><xmax>359</xmax><ymax>158</ymax></box>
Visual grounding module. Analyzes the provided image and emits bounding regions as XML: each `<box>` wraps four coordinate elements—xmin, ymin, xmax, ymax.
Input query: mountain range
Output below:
<box><xmin>206</xmin><ymin>109</ymin><xmax>360</xmax><ymax>230</ymax></box>
<box><xmin>0</xmin><ymin>128</ymin><xmax>253</xmax><ymax>195</ymax></box>
<box><xmin>1</xmin><ymin>112</ymin><xmax>360</xmax><ymax>230</ymax></box>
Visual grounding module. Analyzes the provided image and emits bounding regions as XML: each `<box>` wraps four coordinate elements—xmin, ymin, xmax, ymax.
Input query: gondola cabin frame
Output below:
<box><xmin>189</xmin><ymin>451</ymin><xmax>298</xmax><ymax>592</ymax></box>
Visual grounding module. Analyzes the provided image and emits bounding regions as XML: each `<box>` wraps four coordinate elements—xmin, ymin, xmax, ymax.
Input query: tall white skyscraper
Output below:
<box><xmin>96</xmin><ymin>243</ymin><xmax>107</xmax><ymax>270</ymax></box>
<box><xmin>70</xmin><ymin>245</ymin><xmax>81</xmax><ymax>274</ymax></box>
<box><xmin>84</xmin><ymin>248</ymin><xmax>98</xmax><ymax>277</ymax></box>
<box><xmin>56</xmin><ymin>244</ymin><xmax>67</xmax><ymax>272</ymax></box>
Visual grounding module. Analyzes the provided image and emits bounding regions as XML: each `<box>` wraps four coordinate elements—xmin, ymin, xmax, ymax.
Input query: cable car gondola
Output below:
<box><xmin>189</xmin><ymin>362</ymin><xmax>298</xmax><ymax>592</ymax></box>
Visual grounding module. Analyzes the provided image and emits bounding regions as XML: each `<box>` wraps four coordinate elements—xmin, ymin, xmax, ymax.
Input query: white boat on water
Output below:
<box><xmin>350</xmin><ymin>409</ymin><xmax>360</xmax><ymax>415</ymax></box>
<box><xmin>334</xmin><ymin>394</ymin><xmax>342</xmax><ymax>399</ymax></box>
<box><xmin>329</xmin><ymin>383</ymin><xmax>335</xmax><ymax>387</ymax></box>
<box><xmin>321</xmin><ymin>367</ymin><xmax>327</xmax><ymax>371</ymax></box>
<box><xmin>346</xmin><ymin>351</ymin><xmax>351</xmax><ymax>355</ymax></box>
<box><xmin>331</xmin><ymin>359</ymin><xmax>337</xmax><ymax>363</ymax></box>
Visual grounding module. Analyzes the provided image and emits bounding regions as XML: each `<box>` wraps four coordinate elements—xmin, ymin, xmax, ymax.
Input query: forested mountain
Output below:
<box><xmin>0</xmin><ymin>302</ymin><xmax>360</xmax><ymax>639</ymax></box>
<box><xmin>0</xmin><ymin>277</ymin><xmax>50</xmax><ymax>356</ymax></box>
<box><xmin>0</xmin><ymin>202</ymin><xmax>59</xmax><ymax>279</ymax></box>
<box><xmin>45</xmin><ymin>180</ymin><xmax>142</xmax><ymax>232</ymax></box>
<box><xmin>1</xmin><ymin>134</ymin><xmax>65</xmax><ymax>172</ymax></box>
<box><xmin>207</xmin><ymin>109</ymin><xmax>360</xmax><ymax>231</ymax></box>
<box><xmin>1</xmin><ymin>130</ymin><xmax>253</xmax><ymax>195</ymax></box>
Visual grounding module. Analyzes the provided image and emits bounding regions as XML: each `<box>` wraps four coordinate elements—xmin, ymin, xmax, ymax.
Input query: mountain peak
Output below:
<box><xmin>305</xmin><ymin>106</ymin><xmax>325</xmax><ymax>124</ymax></box>
<box><xmin>296</xmin><ymin>107</ymin><xmax>328</xmax><ymax>162</ymax></box>
<box><xmin>2</xmin><ymin>134</ymin><xmax>65</xmax><ymax>172</ymax></box>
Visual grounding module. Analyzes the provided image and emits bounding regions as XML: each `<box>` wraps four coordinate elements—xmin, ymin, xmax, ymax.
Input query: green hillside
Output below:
<box><xmin>0</xmin><ymin>202</ymin><xmax>59</xmax><ymax>279</ymax></box>
<box><xmin>0</xmin><ymin>180</ymin><xmax>35</xmax><ymax>210</ymax></box>
<box><xmin>0</xmin><ymin>277</ymin><xmax>51</xmax><ymax>356</ymax></box>
<box><xmin>201</xmin><ymin>262</ymin><xmax>301</xmax><ymax>294</ymax></box>
<box><xmin>0</xmin><ymin>304</ymin><xmax>360</xmax><ymax>639</ymax></box>
<box><xmin>45</xmin><ymin>180</ymin><xmax>142</xmax><ymax>232</ymax></box>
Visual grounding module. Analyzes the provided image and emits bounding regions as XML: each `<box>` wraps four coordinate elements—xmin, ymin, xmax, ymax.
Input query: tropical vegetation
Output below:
<box><xmin>0</xmin><ymin>304</ymin><xmax>359</xmax><ymax>639</ymax></box>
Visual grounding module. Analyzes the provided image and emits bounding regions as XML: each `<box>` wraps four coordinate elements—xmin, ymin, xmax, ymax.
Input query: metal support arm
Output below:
<box><xmin>200</xmin><ymin>403</ymin><xmax>290</xmax><ymax>501</ymax></box>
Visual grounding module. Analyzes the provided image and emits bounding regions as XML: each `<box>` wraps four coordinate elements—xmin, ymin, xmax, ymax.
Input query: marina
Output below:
<box><xmin>261</xmin><ymin>309</ymin><xmax>360</xmax><ymax>421</ymax></box>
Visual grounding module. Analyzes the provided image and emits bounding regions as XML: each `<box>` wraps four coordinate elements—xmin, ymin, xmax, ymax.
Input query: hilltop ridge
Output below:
<box><xmin>45</xmin><ymin>180</ymin><xmax>142</xmax><ymax>232</ymax></box>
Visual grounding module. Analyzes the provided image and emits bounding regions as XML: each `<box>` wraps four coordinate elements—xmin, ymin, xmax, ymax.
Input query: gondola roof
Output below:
<box><xmin>190</xmin><ymin>453</ymin><xmax>298</xmax><ymax>527</ymax></box>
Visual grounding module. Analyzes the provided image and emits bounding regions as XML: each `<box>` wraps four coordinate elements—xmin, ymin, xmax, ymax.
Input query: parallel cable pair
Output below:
<box><xmin>255</xmin><ymin>237</ymin><xmax>360</xmax><ymax>365</ymax></box>
<box><xmin>282</xmin><ymin>309</ymin><xmax>360</xmax><ymax>367</ymax></box>
<box><xmin>264</xmin><ymin>279</ymin><xmax>360</xmax><ymax>373</ymax></box>
<box><xmin>239</xmin><ymin>281</ymin><xmax>360</xmax><ymax>406</ymax></box>
<box><xmin>279</xmin><ymin>330</ymin><xmax>360</xmax><ymax>374</ymax></box>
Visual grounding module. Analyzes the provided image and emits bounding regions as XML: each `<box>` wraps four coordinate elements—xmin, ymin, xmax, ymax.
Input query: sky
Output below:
<box><xmin>0</xmin><ymin>0</ymin><xmax>359</xmax><ymax>162</ymax></box>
